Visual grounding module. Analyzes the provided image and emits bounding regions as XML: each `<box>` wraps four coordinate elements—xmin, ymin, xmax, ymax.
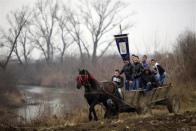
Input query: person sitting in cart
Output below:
<box><xmin>120</xmin><ymin>56</ymin><xmax>133</xmax><ymax>91</ymax></box>
<box><xmin>132</xmin><ymin>55</ymin><xmax>144</xmax><ymax>90</ymax></box>
<box><xmin>112</xmin><ymin>69</ymin><xmax>124</xmax><ymax>99</ymax></box>
<box><xmin>141</xmin><ymin>67</ymin><xmax>159</xmax><ymax>91</ymax></box>
<box><xmin>142</xmin><ymin>55</ymin><xmax>149</xmax><ymax>68</ymax></box>
<box><xmin>151</xmin><ymin>59</ymin><xmax>166</xmax><ymax>85</ymax></box>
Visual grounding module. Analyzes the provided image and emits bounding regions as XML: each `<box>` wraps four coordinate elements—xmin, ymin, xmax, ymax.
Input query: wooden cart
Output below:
<box><xmin>123</xmin><ymin>84</ymin><xmax>181</xmax><ymax>114</ymax></box>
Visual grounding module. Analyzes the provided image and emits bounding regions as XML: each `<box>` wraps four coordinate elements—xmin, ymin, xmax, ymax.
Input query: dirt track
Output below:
<box><xmin>3</xmin><ymin>111</ymin><xmax>195</xmax><ymax>131</ymax></box>
<box><xmin>51</xmin><ymin>111</ymin><xmax>196</xmax><ymax>131</ymax></box>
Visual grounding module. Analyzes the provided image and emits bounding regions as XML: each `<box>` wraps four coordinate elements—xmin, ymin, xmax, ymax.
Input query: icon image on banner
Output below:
<box><xmin>119</xmin><ymin>42</ymin><xmax>127</xmax><ymax>55</ymax></box>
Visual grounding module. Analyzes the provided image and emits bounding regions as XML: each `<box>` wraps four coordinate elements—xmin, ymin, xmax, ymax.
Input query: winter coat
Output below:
<box><xmin>120</xmin><ymin>63</ymin><xmax>133</xmax><ymax>81</ymax></box>
<box><xmin>132</xmin><ymin>62</ymin><xmax>144</xmax><ymax>79</ymax></box>
<box><xmin>141</xmin><ymin>70</ymin><xmax>159</xmax><ymax>88</ymax></box>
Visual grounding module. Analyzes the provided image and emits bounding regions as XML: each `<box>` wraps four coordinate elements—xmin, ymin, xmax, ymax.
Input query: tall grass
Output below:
<box><xmin>152</xmin><ymin>31</ymin><xmax>196</xmax><ymax>109</ymax></box>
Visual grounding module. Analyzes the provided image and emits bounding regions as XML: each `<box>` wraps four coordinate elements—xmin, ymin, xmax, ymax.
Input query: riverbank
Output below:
<box><xmin>0</xmin><ymin>85</ymin><xmax>85</xmax><ymax>127</ymax></box>
<box><xmin>0</xmin><ymin>69</ymin><xmax>25</xmax><ymax>108</ymax></box>
<box><xmin>0</xmin><ymin>87</ymin><xmax>25</xmax><ymax>108</ymax></box>
<box><xmin>0</xmin><ymin>86</ymin><xmax>26</xmax><ymax>130</ymax></box>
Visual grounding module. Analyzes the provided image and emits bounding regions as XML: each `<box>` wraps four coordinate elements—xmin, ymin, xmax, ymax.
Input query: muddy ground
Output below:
<box><xmin>1</xmin><ymin>110</ymin><xmax>195</xmax><ymax>131</ymax></box>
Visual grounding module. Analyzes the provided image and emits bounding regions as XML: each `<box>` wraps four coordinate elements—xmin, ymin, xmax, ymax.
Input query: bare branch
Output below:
<box><xmin>79</xmin><ymin>0</ymin><xmax>131</xmax><ymax>64</ymax></box>
<box><xmin>0</xmin><ymin>7</ymin><xmax>31</xmax><ymax>69</ymax></box>
<box><xmin>31</xmin><ymin>0</ymin><xmax>59</xmax><ymax>64</ymax></box>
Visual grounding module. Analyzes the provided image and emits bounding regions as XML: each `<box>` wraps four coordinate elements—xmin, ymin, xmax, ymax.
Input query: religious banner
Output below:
<box><xmin>114</xmin><ymin>34</ymin><xmax>130</xmax><ymax>61</ymax></box>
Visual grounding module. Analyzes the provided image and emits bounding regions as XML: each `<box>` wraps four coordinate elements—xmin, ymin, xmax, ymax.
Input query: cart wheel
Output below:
<box><xmin>167</xmin><ymin>96</ymin><xmax>180</xmax><ymax>114</ymax></box>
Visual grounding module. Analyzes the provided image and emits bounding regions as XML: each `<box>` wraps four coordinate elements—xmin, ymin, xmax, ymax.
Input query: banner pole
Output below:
<box><xmin>119</xmin><ymin>25</ymin><xmax>122</xmax><ymax>35</ymax></box>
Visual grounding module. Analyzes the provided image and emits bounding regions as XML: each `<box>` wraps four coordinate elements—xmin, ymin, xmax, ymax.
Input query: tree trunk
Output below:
<box><xmin>92</xmin><ymin>41</ymin><xmax>98</xmax><ymax>65</ymax></box>
<box><xmin>78</xmin><ymin>41</ymin><xmax>84</xmax><ymax>66</ymax></box>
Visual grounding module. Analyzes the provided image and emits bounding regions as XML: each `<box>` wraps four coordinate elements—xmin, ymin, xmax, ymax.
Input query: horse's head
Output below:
<box><xmin>76</xmin><ymin>69</ymin><xmax>94</xmax><ymax>89</ymax></box>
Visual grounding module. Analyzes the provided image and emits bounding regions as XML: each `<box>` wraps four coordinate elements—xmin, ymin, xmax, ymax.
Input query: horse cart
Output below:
<box><xmin>106</xmin><ymin>83</ymin><xmax>181</xmax><ymax>115</ymax></box>
<box><xmin>112</xmin><ymin>34</ymin><xmax>181</xmax><ymax>115</ymax></box>
<box><xmin>76</xmin><ymin>69</ymin><xmax>181</xmax><ymax>121</ymax></box>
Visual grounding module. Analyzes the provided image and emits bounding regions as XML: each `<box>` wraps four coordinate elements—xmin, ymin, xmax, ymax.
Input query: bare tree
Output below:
<box><xmin>13</xmin><ymin>27</ymin><xmax>34</xmax><ymax>65</ymax></box>
<box><xmin>31</xmin><ymin>0</ymin><xmax>59</xmax><ymax>64</ymax></box>
<box><xmin>57</xmin><ymin>13</ymin><xmax>74</xmax><ymax>63</ymax></box>
<box><xmin>80</xmin><ymin>0</ymin><xmax>131</xmax><ymax>64</ymax></box>
<box><xmin>61</xmin><ymin>7</ymin><xmax>90</xmax><ymax>65</ymax></box>
<box><xmin>0</xmin><ymin>7</ymin><xmax>31</xmax><ymax>69</ymax></box>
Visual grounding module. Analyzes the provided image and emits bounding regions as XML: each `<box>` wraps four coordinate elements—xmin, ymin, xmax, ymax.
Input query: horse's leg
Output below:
<box><xmin>92</xmin><ymin>108</ymin><xmax>98</xmax><ymax>121</ymax></box>
<box><xmin>104</xmin><ymin>109</ymin><xmax>110</xmax><ymax>119</ymax></box>
<box><xmin>88</xmin><ymin>107</ymin><xmax>93</xmax><ymax>121</ymax></box>
<box><xmin>89</xmin><ymin>102</ymin><xmax>98</xmax><ymax>121</ymax></box>
<box><xmin>85</xmin><ymin>95</ymin><xmax>93</xmax><ymax>121</ymax></box>
<box><xmin>103</xmin><ymin>102</ymin><xmax>110</xmax><ymax>119</ymax></box>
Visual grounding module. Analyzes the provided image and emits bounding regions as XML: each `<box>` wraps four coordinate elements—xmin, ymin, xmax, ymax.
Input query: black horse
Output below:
<box><xmin>76</xmin><ymin>69</ymin><xmax>136</xmax><ymax>121</ymax></box>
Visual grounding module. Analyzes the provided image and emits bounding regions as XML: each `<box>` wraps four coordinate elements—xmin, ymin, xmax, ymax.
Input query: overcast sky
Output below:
<box><xmin>0</xmin><ymin>0</ymin><xmax>195</xmax><ymax>56</ymax></box>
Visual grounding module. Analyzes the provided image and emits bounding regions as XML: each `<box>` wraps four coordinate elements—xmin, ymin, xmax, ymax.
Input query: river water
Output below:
<box><xmin>16</xmin><ymin>85</ymin><xmax>85</xmax><ymax>121</ymax></box>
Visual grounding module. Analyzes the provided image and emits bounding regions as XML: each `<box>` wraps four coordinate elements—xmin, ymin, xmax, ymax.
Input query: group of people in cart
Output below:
<box><xmin>111</xmin><ymin>54</ymin><xmax>166</xmax><ymax>99</ymax></box>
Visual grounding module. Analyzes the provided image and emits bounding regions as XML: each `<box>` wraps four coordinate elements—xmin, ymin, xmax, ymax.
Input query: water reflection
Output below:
<box><xmin>16</xmin><ymin>85</ymin><xmax>85</xmax><ymax>121</ymax></box>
